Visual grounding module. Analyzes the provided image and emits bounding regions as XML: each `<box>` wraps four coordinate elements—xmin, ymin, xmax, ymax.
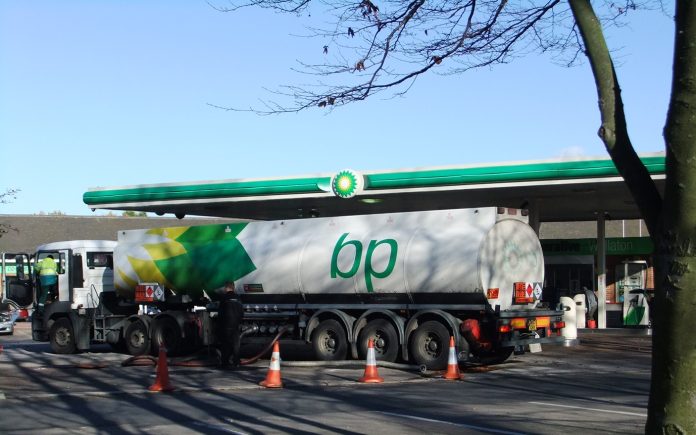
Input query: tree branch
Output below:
<box><xmin>569</xmin><ymin>0</ymin><xmax>662</xmax><ymax>238</ymax></box>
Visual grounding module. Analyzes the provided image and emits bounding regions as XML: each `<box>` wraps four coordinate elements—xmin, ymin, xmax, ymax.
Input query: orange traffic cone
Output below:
<box><xmin>149</xmin><ymin>345</ymin><xmax>175</xmax><ymax>392</ymax></box>
<box><xmin>358</xmin><ymin>339</ymin><xmax>384</xmax><ymax>383</ymax></box>
<box><xmin>260</xmin><ymin>341</ymin><xmax>283</xmax><ymax>388</ymax></box>
<box><xmin>443</xmin><ymin>336</ymin><xmax>463</xmax><ymax>380</ymax></box>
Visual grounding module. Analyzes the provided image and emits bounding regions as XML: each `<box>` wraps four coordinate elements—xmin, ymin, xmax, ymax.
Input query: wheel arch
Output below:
<box><xmin>305</xmin><ymin>309</ymin><xmax>355</xmax><ymax>344</ymax></box>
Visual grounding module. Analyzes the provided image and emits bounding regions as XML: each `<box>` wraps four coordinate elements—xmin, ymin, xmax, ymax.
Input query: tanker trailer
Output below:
<box><xmin>114</xmin><ymin>206</ymin><xmax>565</xmax><ymax>369</ymax></box>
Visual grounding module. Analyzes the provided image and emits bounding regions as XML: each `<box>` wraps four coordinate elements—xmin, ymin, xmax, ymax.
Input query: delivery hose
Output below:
<box><xmin>278</xmin><ymin>360</ymin><xmax>427</xmax><ymax>373</ymax></box>
<box><xmin>121</xmin><ymin>355</ymin><xmax>158</xmax><ymax>367</ymax></box>
<box><xmin>171</xmin><ymin>325</ymin><xmax>266</xmax><ymax>367</ymax></box>
<box><xmin>239</xmin><ymin>325</ymin><xmax>290</xmax><ymax>366</ymax></box>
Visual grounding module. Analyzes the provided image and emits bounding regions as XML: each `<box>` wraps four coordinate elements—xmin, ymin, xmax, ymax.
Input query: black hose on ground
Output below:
<box><xmin>121</xmin><ymin>354</ymin><xmax>158</xmax><ymax>367</ymax></box>
<box><xmin>278</xmin><ymin>360</ymin><xmax>428</xmax><ymax>374</ymax></box>
<box><xmin>239</xmin><ymin>325</ymin><xmax>291</xmax><ymax>366</ymax></box>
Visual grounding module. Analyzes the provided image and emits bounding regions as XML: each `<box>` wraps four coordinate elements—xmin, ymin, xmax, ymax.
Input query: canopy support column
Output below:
<box><xmin>597</xmin><ymin>213</ymin><xmax>607</xmax><ymax>329</ymax></box>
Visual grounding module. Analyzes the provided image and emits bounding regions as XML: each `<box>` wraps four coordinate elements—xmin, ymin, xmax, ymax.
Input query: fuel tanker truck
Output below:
<box><xmin>4</xmin><ymin>207</ymin><xmax>566</xmax><ymax>369</ymax></box>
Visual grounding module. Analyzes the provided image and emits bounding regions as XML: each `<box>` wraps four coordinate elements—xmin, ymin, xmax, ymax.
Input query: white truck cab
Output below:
<box><xmin>2</xmin><ymin>241</ymin><xmax>118</xmax><ymax>351</ymax></box>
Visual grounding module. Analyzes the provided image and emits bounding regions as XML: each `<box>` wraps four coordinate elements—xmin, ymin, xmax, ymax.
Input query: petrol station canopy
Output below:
<box><xmin>83</xmin><ymin>154</ymin><xmax>665</xmax><ymax>223</ymax></box>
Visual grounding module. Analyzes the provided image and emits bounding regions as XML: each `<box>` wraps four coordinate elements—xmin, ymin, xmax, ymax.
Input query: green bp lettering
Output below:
<box><xmin>331</xmin><ymin>233</ymin><xmax>398</xmax><ymax>292</ymax></box>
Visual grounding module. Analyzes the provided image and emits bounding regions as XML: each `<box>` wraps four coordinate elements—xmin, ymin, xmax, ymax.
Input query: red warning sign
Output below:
<box><xmin>135</xmin><ymin>283</ymin><xmax>158</xmax><ymax>302</ymax></box>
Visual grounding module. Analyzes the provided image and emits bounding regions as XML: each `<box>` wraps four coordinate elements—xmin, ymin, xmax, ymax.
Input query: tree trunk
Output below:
<box><xmin>570</xmin><ymin>0</ymin><xmax>696</xmax><ymax>431</ymax></box>
<box><xmin>646</xmin><ymin>1</ymin><xmax>696</xmax><ymax>433</ymax></box>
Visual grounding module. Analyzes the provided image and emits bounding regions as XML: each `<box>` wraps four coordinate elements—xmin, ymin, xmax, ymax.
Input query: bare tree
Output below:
<box><xmin>214</xmin><ymin>1</ymin><xmax>693</xmax><ymax>431</ymax></box>
<box><xmin>0</xmin><ymin>189</ymin><xmax>20</xmax><ymax>239</ymax></box>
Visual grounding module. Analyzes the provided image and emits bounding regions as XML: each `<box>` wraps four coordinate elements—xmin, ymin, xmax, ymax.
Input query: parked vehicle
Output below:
<box><xmin>1</xmin><ymin>207</ymin><xmax>565</xmax><ymax>368</ymax></box>
<box><xmin>0</xmin><ymin>311</ymin><xmax>15</xmax><ymax>335</ymax></box>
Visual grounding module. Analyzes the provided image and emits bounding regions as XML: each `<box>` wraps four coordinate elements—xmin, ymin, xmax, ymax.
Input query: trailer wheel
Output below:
<box><xmin>409</xmin><ymin>320</ymin><xmax>450</xmax><ymax>370</ymax></box>
<box><xmin>49</xmin><ymin>317</ymin><xmax>77</xmax><ymax>354</ymax></box>
<box><xmin>478</xmin><ymin>347</ymin><xmax>514</xmax><ymax>365</ymax></box>
<box><xmin>125</xmin><ymin>320</ymin><xmax>151</xmax><ymax>356</ymax></box>
<box><xmin>151</xmin><ymin>317</ymin><xmax>182</xmax><ymax>356</ymax></box>
<box><xmin>109</xmin><ymin>339</ymin><xmax>127</xmax><ymax>353</ymax></box>
<box><xmin>358</xmin><ymin>319</ymin><xmax>399</xmax><ymax>362</ymax></box>
<box><xmin>312</xmin><ymin>319</ymin><xmax>348</xmax><ymax>361</ymax></box>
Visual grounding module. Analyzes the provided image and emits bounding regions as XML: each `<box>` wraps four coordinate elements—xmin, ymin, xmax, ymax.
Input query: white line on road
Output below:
<box><xmin>375</xmin><ymin>411</ymin><xmax>527</xmax><ymax>435</ymax></box>
<box><xmin>193</xmin><ymin>420</ymin><xmax>249</xmax><ymax>434</ymax></box>
<box><xmin>0</xmin><ymin>392</ymin><xmax>5</xmax><ymax>400</ymax></box>
<box><xmin>528</xmin><ymin>401</ymin><xmax>647</xmax><ymax>417</ymax></box>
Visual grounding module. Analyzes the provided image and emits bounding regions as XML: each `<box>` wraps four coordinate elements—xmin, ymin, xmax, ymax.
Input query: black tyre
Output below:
<box><xmin>477</xmin><ymin>347</ymin><xmax>514</xmax><ymax>365</ymax></box>
<box><xmin>109</xmin><ymin>339</ymin><xmax>127</xmax><ymax>353</ymax></box>
<box><xmin>312</xmin><ymin>319</ymin><xmax>348</xmax><ymax>361</ymax></box>
<box><xmin>151</xmin><ymin>316</ymin><xmax>182</xmax><ymax>356</ymax></box>
<box><xmin>125</xmin><ymin>320</ymin><xmax>151</xmax><ymax>356</ymax></box>
<box><xmin>357</xmin><ymin>319</ymin><xmax>399</xmax><ymax>362</ymax></box>
<box><xmin>49</xmin><ymin>317</ymin><xmax>77</xmax><ymax>354</ymax></box>
<box><xmin>409</xmin><ymin>320</ymin><xmax>450</xmax><ymax>370</ymax></box>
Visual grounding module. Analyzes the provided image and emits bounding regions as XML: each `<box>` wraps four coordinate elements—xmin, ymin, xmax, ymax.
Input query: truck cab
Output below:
<box><xmin>2</xmin><ymin>241</ymin><xmax>118</xmax><ymax>351</ymax></box>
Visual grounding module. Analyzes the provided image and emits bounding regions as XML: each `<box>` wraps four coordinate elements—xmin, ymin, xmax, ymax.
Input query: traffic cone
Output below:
<box><xmin>149</xmin><ymin>345</ymin><xmax>175</xmax><ymax>392</ymax></box>
<box><xmin>443</xmin><ymin>336</ymin><xmax>463</xmax><ymax>380</ymax></box>
<box><xmin>358</xmin><ymin>339</ymin><xmax>384</xmax><ymax>383</ymax></box>
<box><xmin>260</xmin><ymin>341</ymin><xmax>283</xmax><ymax>388</ymax></box>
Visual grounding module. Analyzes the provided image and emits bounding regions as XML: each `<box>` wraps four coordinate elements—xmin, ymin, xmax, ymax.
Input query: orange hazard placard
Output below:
<box><xmin>136</xmin><ymin>283</ymin><xmax>157</xmax><ymax>302</ymax></box>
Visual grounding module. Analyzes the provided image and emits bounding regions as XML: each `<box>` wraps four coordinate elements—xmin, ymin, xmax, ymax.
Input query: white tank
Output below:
<box><xmin>114</xmin><ymin>207</ymin><xmax>544</xmax><ymax>311</ymax></box>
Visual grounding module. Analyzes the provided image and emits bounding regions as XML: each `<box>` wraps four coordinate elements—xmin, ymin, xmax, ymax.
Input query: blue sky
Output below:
<box><xmin>0</xmin><ymin>1</ymin><xmax>674</xmax><ymax>216</ymax></box>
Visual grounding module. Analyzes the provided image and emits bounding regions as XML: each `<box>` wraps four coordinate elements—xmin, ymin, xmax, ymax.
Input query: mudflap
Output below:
<box><xmin>70</xmin><ymin>313</ymin><xmax>91</xmax><ymax>351</ymax></box>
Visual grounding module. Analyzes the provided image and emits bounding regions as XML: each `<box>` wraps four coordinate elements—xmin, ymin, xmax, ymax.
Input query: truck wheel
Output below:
<box><xmin>109</xmin><ymin>339</ymin><xmax>127</xmax><ymax>353</ymax></box>
<box><xmin>151</xmin><ymin>317</ymin><xmax>182</xmax><ymax>356</ymax></box>
<box><xmin>409</xmin><ymin>320</ymin><xmax>450</xmax><ymax>370</ymax></box>
<box><xmin>125</xmin><ymin>320</ymin><xmax>151</xmax><ymax>356</ymax></box>
<box><xmin>478</xmin><ymin>347</ymin><xmax>514</xmax><ymax>365</ymax></box>
<box><xmin>312</xmin><ymin>319</ymin><xmax>348</xmax><ymax>361</ymax></box>
<box><xmin>358</xmin><ymin>319</ymin><xmax>399</xmax><ymax>362</ymax></box>
<box><xmin>49</xmin><ymin>317</ymin><xmax>77</xmax><ymax>354</ymax></box>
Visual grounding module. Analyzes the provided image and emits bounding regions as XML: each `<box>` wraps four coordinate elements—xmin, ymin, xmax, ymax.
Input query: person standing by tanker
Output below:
<box><xmin>219</xmin><ymin>281</ymin><xmax>243</xmax><ymax>367</ymax></box>
<box><xmin>35</xmin><ymin>255</ymin><xmax>58</xmax><ymax>312</ymax></box>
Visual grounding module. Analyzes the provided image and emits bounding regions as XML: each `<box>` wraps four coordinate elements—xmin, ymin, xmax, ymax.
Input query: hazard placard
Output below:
<box><xmin>533</xmin><ymin>283</ymin><xmax>543</xmax><ymax>299</ymax></box>
<box><xmin>135</xmin><ymin>282</ymin><xmax>160</xmax><ymax>303</ymax></box>
<box><xmin>154</xmin><ymin>285</ymin><xmax>165</xmax><ymax>301</ymax></box>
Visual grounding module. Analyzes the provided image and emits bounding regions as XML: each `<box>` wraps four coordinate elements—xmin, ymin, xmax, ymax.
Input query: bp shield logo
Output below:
<box><xmin>331</xmin><ymin>169</ymin><xmax>364</xmax><ymax>199</ymax></box>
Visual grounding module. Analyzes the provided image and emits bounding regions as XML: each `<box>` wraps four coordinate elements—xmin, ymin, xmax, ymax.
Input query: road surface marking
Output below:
<box><xmin>0</xmin><ymin>392</ymin><xmax>5</xmax><ymax>400</ymax></box>
<box><xmin>193</xmin><ymin>421</ymin><xmax>249</xmax><ymax>434</ymax></box>
<box><xmin>375</xmin><ymin>411</ymin><xmax>527</xmax><ymax>435</ymax></box>
<box><xmin>528</xmin><ymin>401</ymin><xmax>647</xmax><ymax>417</ymax></box>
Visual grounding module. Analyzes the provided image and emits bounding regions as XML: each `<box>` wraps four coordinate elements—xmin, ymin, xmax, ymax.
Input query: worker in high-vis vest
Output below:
<box><xmin>35</xmin><ymin>255</ymin><xmax>58</xmax><ymax>311</ymax></box>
